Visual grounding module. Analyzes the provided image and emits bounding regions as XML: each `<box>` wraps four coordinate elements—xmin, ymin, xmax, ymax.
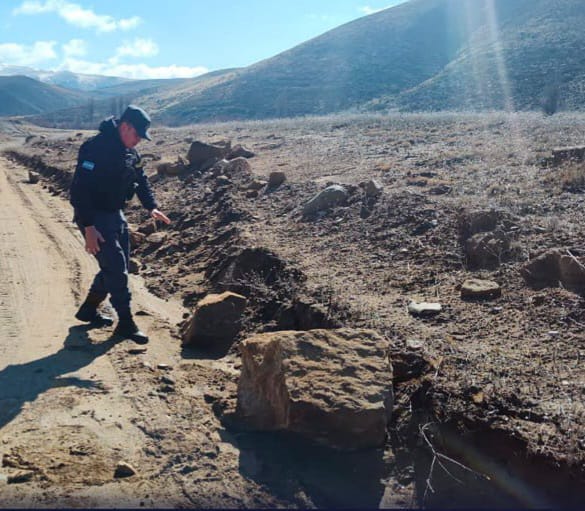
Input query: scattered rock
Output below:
<box><xmin>302</xmin><ymin>185</ymin><xmax>348</xmax><ymax>216</ymax></box>
<box><xmin>408</xmin><ymin>301</ymin><xmax>442</xmax><ymax>317</ymax></box>
<box><xmin>406</xmin><ymin>339</ymin><xmax>424</xmax><ymax>350</ymax></box>
<box><xmin>227</xmin><ymin>144</ymin><xmax>255</xmax><ymax>159</ymax></box>
<box><xmin>146</xmin><ymin>232</ymin><xmax>167</xmax><ymax>245</ymax></box>
<box><xmin>246</xmin><ymin>190</ymin><xmax>259</xmax><ymax>199</ymax></box>
<box><xmin>224</xmin><ymin>157</ymin><xmax>252</xmax><ymax>176</ymax></box>
<box><xmin>128</xmin><ymin>258</ymin><xmax>141</xmax><ymax>274</ymax></box>
<box><xmin>129</xmin><ymin>230</ymin><xmax>146</xmax><ymax>246</ymax></box>
<box><xmin>157</xmin><ymin>363</ymin><xmax>171</xmax><ymax>370</ymax></box>
<box><xmin>216</xmin><ymin>175</ymin><xmax>231</xmax><ymax>186</ymax></box>
<box><xmin>364</xmin><ymin>179</ymin><xmax>383</xmax><ymax>198</ymax></box>
<box><xmin>128</xmin><ymin>347</ymin><xmax>148</xmax><ymax>355</ymax></box>
<box><xmin>429</xmin><ymin>184</ymin><xmax>452</xmax><ymax>195</ymax></box>
<box><xmin>210</xmin><ymin>159</ymin><xmax>231</xmax><ymax>177</ymax></box>
<box><xmin>28</xmin><ymin>170</ymin><xmax>40</xmax><ymax>184</ymax></box>
<box><xmin>268</xmin><ymin>171</ymin><xmax>286</xmax><ymax>188</ymax></box>
<box><xmin>181</xmin><ymin>292</ymin><xmax>247</xmax><ymax>352</ymax></box>
<box><xmin>247</xmin><ymin>179</ymin><xmax>267</xmax><ymax>191</ymax></box>
<box><xmin>7</xmin><ymin>471</ymin><xmax>34</xmax><ymax>484</ymax></box>
<box><xmin>187</xmin><ymin>141</ymin><xmax>229</xmax><ymax>170</ymax></box>
<box><xmin>156</xmin><ymin>158</ymin><xmax>185</xmax><ymax>177</ymax></box>
<box><xmin>137</xmin><ymin>220</ymin><xmax>157</xmax><ymax>236</ymax></box>
<box><xmin>114</xmin><ymin>461</ymin><xmax>137</xmax><ymax>478</ymax></box>
<box><xmin>461</xmin><ymin>278</ymin><xmax>502</xmax><ymax>299</ymax></box>
<box><xmin>161</xmin><ymin>375</ymin><xmax>175</xmax><ymax>385</ymax></box>
<box><xmin>236</xmin><ymin>328</ymin><xmax>393</xmax><ymax>449</ymax></box>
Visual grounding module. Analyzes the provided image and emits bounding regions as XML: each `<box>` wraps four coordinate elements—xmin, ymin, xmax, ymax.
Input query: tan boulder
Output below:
<box><xmin>182</xmin><ymin>292</ymin><xmax>247</xmax><ymax>351</ymax></box>
<box><xmin>268</xmin><ymin>171</ymin><xmax>286</xmax><ymax>188</ymax></box>
<box><xmin>522</xmin><ymin>248</ymin><xmax>585</xmax><ymax>289</ymax></box>
<box><xmin>461</xmin><ymin>278</ymin><xmax>501</xmax><ymax>299</ymax></box>
<box><xmin>187</xmin><ymin>141</ymin><xmax>229</xmax><ymax>169</ymax></box>
<box><xmin>236</xmin><ymin>328</ymin><xmax>393</xmax><ymax>449</ymax></box>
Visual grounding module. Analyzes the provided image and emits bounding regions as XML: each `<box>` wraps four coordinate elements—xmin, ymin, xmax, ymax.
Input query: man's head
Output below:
<box><xmin>118</xmin><ymin>105</ymin><xmax>152</xmax><ymax>148</ymax></box>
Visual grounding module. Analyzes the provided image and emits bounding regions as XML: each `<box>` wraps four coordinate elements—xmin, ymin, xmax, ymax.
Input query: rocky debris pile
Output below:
<box><xmin>182</xmin><ymin>291</ymin><xmax>247</xmax><ymax>354</ymax></box>
<box><xmin>458</xmin><ymin>209</ymin><xmax>516</xmax><ymax>269</ymax></box>
<box><xmin>236</xmin><ymin>328</ymin><xmax>393</xmax><ymax>449</ymax></box>
<box><xmin>521</xmin><ymin>248</ymin><xmax>585</xmax><ymax>290</ymax></box>
<box><xmin>155</xmin><ymin>140</ymin><xmax>256</xmax><ymax>178</ymax></box>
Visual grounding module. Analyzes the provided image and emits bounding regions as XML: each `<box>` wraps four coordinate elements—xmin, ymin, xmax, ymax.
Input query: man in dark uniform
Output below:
<box><xmin>70</xmin><ymin>105</ymin><xmax>170</xmax><ymax>344</ymax></box>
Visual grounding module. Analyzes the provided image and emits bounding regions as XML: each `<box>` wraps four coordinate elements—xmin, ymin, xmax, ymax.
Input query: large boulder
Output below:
<box><xmin>302</xmin><ymin>185</ymin><xmax>348</xmax><ymax>216</ymax></box>
<box><xmin>236</xmin><ymin>329</ymin><xmax>393</xmax><ymax>449</ymax></box>
<box><xmin>521</xmin><ymin>248</ymin><xmax>585</xmax><ymax>289</ymax></box>
<box><xmin>182</xmin><ymin>292</ymin><xmax>247</xmax><ymax>352</ymax></box>
<box><xmin>187</xmin><ymin>141</ymin><xmax>230</xmax><ymax>170</ymax></box>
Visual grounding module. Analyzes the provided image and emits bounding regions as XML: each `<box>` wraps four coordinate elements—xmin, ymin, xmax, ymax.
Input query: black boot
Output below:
<box><xmin>114</xmin><ymin>316</ymin><xmax>149</xmax><ymax>344</ymax></box>
<box><xmin>75</xmin><ymin>292</ymin><xmax>113</xmax><ymax>327</ymax></box>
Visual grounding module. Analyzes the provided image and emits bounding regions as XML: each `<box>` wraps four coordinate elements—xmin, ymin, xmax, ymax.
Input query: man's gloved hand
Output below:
<box><xmin>84</xmin><ymin>226</ymin><xmax>105</xmax><ymax>255</ymax></box>
<box><xmin>150</xmin><ymin>209</ymin><xmax>171</xmax><ymax>225</ymax></box>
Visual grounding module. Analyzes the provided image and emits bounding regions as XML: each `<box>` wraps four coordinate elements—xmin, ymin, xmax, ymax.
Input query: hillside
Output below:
<box><xmin>0</xmin><ymin>75</ymin><xmax>89</xmax><ymax>116</ymax></box>
<box><xmin>149</xmin><ymin>0</ymin><xmax>585</xmax><ymax>122</ymax></box>
<box><xmin>395</xmin><ymin>0</ymin><xmax>585</xmax><ymax>111</ymax></box>
<box><xmin>0</xmin><ymin>65</ymin><xmax>131</xmax><ymax>92</ymax></box>
<box><xmin>16</xmin><ymin>0</ymin><xmax>585</xmax><ymax>126</ymax></box>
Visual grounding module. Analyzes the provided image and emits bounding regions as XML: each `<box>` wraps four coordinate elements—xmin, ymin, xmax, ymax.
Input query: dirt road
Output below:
<box><xmin>0</xmin><ymin>156</ymin><xmax>272</xmax><ymax>507</ymax></box>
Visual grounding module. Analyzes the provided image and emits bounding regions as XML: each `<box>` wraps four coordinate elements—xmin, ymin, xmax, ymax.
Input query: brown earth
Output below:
<box><xmin>2</xmin><ymin>112</ymin><xmax>585</xmax><ymax>508</ymax></box>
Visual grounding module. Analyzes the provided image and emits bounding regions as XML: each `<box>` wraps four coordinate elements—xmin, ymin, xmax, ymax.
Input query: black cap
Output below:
<box><xmin>120</xmin><ymin>104</ymin><xmax>152</xmax><ymax>141</ymax></box>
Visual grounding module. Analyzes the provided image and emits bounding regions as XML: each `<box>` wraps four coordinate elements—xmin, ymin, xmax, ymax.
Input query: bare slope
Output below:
<box><xmin>0</xmin><ymin>75</ymin><xmax>89</xmax><ymax>116</ymax></box>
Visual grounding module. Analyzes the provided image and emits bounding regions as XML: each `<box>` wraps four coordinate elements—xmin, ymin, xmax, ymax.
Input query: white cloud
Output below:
<box><xmin>62</xmin><ymin>38</ymin><xmax>86</xmax><ymax>57</ymax></box>
<box><xmin>0</xmin><ymin>41</ymin><xmax>57</xmax><ymax>66</ymax></box>
<box><xmin>59</xmin><ymin>58</ymin><xmax>209</xmax><ymax>80</ymax></box>
<box><xmin>359</xmin><ymin>5</ymin><xmax>390</xmax><ymax>15</ymax></box>
<box><xmin>112</xmin><ymin>38</ymin><xmax>159</xmax><ymax>62</ymax></box>
<box><xmin>13</xmin><ymin>0</ymin><xmax>141</xmax><ymax>32</ymax></box>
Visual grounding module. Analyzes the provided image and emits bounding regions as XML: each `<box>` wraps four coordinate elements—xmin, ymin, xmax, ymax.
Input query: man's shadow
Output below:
<box><xmin>0</xmin><ymin>325</ymin><xmax>121</xmax><ymax>429</ymax></box>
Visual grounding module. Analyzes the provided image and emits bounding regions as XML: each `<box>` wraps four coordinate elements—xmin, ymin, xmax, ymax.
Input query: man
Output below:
<box><xmin>70</xmin><ymin>105</ymin><xmax>170</xmax><ymax>344</ymax></box>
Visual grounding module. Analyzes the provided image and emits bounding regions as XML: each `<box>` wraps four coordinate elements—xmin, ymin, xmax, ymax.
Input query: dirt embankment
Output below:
<box><xmin>5</xmin><ymin>113</ymin><xmax>585</xmax><ymax>508</ymax></box>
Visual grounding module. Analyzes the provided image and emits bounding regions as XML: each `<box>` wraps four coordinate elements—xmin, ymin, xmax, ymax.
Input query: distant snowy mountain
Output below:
<box><xmin>0</xmin><ymin>65</ymin><xmax>131</xmax><ymax>91</ymax></box>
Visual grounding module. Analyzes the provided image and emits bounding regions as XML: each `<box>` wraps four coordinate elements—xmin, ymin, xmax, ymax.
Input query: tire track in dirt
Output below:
<box><xmin>0</xmin><ymin>157</ymin><xmax>189</xmax><ymax>507</ymax></box>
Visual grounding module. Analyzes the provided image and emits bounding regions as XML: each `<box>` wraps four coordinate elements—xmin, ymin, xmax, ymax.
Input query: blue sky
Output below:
<box><xmin>0</xmin><ymin>0</ymin><xmax>407</xmax><ymax>79</ymax></box>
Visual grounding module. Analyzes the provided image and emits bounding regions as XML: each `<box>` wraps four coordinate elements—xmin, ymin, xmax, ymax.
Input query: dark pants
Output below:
<box><xmin>78</xmin><ymin>210</ymin><xmax>131</xmax><ymax>319</ymax></box>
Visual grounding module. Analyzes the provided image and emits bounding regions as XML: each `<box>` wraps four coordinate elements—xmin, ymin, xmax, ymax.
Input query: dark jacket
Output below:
<box><xmin>70</xmin><ymin>117</ymin><xmax>157</xmax><ymax>227</ymax></box>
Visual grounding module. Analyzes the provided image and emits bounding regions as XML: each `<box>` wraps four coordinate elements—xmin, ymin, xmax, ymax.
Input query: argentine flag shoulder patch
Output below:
<box><xmin>81</xmin><ymin>160</ymin><xmax>95</xmax><ymax>171</ymax></box>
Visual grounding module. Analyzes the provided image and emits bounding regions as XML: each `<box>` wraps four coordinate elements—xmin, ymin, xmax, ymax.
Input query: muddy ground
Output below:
<box><xmin>2</xmin><ymin>112</ymin><xmax>585</xmax><ymax>508</ymax></box>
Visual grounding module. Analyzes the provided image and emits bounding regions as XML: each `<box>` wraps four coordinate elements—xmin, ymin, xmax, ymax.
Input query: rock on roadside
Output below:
<box><xmin>302</xmin><ymin>185</ymin><xmax>348</xmax><ymax>217</ymax></box>
<box><xmin>461</xmin><ymin>278</ymin><xmax>502</xmax><ymax>299</ymax></box>
<box><xmin>182</xmin><ymin>292</ymin><xmax>247</xmax><ymax>352</ymax></box>
<box><xmin>236</xmin><ymin>328</ymin><xmax>393</xmax><ymax>449</ymax></box>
